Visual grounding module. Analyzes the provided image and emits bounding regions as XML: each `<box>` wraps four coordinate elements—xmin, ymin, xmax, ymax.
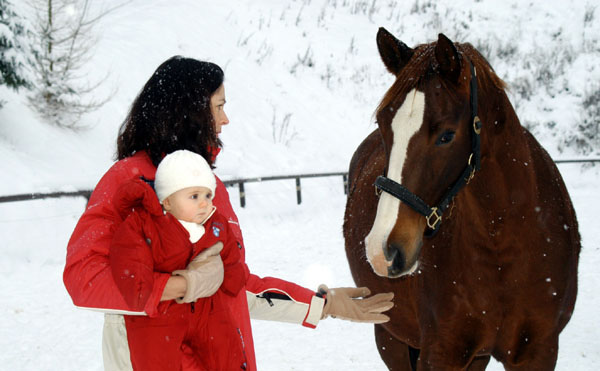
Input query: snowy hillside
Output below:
<box><xmin>2</xmin><ymin>0</ymin><xmax>599</xmax><ymax>194</ymax></box>
<box><xmin>1</xmin><ymin>0</ymin><xmax>599</xmax><ymax>370</ymax></box>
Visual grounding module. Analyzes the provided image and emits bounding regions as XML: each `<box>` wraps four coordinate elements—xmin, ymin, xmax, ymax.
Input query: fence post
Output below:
<box><xmin>238</xmin><ymin>182</ymin><xmax>246</xmax><ymax>208</ymax></box>
<box><xmin>343</xmin><ymin>174</ymin><xmax>348</xmax><ymax>195</ymax></box>
<box><xmin>296</xmin><ymin>177</ymin><xmax>302</xmax><ymax>205</ymax></box>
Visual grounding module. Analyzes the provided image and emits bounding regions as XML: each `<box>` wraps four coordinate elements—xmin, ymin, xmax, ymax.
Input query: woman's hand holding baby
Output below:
<box><xmin>172</xmin><ymin>242</ymin><xmax>224</xmax><ymax>303</ymax></box>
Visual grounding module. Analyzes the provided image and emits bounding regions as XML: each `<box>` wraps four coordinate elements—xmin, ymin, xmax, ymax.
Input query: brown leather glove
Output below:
<box><xmin>318</xmin><ymin>284</ymin><xmax>394</xmax><ymax>324</ymax></box>
<box><xmin>173</xmin><ymin>242</ymin><xmax>224</xmax><ymax>304</ymax></box>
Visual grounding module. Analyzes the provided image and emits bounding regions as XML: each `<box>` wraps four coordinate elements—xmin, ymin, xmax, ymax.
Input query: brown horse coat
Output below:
<box><xmin>344</xmin><ymin>28</ymin><xmax>580</xmax><ymax>371</ymax></box>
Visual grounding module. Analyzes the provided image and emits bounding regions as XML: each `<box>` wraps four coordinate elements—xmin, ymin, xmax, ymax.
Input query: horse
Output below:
<box><xmin>343</xmin><ymin>28</ymin><xmax>581</xmax><ymax>371</ymax></box>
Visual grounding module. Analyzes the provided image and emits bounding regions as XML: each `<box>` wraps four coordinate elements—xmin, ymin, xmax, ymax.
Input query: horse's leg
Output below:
<box><xmin>416</xmin><ymin>333</ymin><xmax>486</xmax><ymax>371</ymax></box>
<box><xmin>466</xmin><ymin>355</ymin><xmax>491</xmax><ymax>371</ymax></box>
<box><xmin>408</xmin><ymin>346</ymin><xmax>420</xmax><ymax>370</ymax></box>
<box><xmin>374</xmin><ymin>324</ymin><xmax>416</xmax><ymax>371</ymax></box>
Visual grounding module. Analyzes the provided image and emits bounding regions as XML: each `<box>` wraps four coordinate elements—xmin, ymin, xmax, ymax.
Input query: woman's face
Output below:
<box><xmin>210</xmin><ymin>84</ymin><xmax>229</xmax><ymax>135</ymax></box>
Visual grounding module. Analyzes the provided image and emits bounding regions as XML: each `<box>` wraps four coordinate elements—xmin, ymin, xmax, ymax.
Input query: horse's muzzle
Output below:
<box><xmin>385</xmin><ymin>241</ymin><xmax>421</xmax><ymax>278</ymax></box>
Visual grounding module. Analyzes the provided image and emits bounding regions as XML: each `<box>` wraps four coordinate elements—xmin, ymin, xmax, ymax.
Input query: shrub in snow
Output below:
<box><xmin>567</xmin><ymin>85</ymin><xmax>600</xmax><ymax>155</ymax></box>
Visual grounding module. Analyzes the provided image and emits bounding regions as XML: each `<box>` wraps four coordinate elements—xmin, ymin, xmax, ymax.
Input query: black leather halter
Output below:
<box><xmin>374</xmin><ymin>62</ymin><xmax>482</xmax><ymax>237</ymax></box>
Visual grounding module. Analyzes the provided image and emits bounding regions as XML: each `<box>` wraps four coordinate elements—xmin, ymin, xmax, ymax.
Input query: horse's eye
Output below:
<box><xmin>436</xmin><ymin>130</ymin><xmax>455</xmax><ymax>146</ymax></box>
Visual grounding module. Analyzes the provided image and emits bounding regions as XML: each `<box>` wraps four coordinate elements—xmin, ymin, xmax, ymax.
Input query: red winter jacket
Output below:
<box><xmin>109</xmin><ymin>177</ymin><xmax>246</xmax><ymax>312</ymax></box>
<box><xmin>63</xmin><ymin>151</ymin><xmax>326</xmax><ymax>371</ymax></box>
<box><xmin>109</xmin><ymin>178</ymin><xmax>247</xmax><ymax>370</ymax></box>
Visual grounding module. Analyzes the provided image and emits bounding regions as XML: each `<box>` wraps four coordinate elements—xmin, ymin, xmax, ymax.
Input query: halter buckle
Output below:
<box><xmin>466</xmin><ymin>154</ymin><xmax>476</xmax><ymax>184</ymax></box>
<box><xmin>473</xmin><ymin>116</ymin><xmax>482</xmax><ymax>134</ymax></box>
<box><xmin>426</xmin><ymin>207</ymin><xmax>442</xmax><ymax>230</ymax></box>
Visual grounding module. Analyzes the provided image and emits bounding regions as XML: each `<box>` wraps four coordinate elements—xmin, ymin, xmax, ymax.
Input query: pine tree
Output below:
<box><xmin>0</xmin><ymin>0</ymin><xmax>31</xmax><ymax>107</ymax></box>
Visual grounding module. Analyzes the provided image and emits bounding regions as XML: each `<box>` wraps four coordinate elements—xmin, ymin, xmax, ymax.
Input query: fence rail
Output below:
<box><xmin>0</xmin><ymin>190</ymin><xmax>93</xmax><ymax>204</ymax></box>
<box><xmin>223</xmin><ymin>171</ymin><xmax>348</xmax><ymax>207</ymax></box>
<box><xmin>1</xmin><ymin>158</ymin><xmax>598</xmax><ymax>207</ymax></box>
<box><xmin>553</xmin><ymin>158</ymin><xmax>600</xmax><ymax>164</ymax></box>
<box><xmin>0</xmin><ymin>171</ymin><xmax>349</xmax><ymax>208</ymax></box>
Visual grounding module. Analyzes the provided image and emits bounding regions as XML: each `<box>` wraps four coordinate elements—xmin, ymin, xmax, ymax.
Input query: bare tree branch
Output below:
<box><xmin>26</xmin><ymin>0</ymin><xmax>129</xmax><ymax>129</ymax></box>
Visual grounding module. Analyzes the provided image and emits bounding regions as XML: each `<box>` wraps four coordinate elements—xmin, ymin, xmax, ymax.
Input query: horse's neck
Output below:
<box><xmin>464</xmin><ymin>104</ymin><xmax>537</xmax><ymax>213</ymax></box>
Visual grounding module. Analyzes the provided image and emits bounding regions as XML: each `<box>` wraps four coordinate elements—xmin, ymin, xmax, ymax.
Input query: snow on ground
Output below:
<box><xmin>0</xmin><ymin>0</ymin><xmax>599</xmax><ymax>369</ymax></box>
<box><xmin>0</xmin><ymin>166</ymin><xmax>598</xmax><ymax>370</ymax></box>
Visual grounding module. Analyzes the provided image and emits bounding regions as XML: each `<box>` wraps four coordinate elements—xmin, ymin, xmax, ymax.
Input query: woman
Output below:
<box><xmin>63</xmin><ymin>56</ymin><xmax>394</xmax><ymax>370</ymax></box>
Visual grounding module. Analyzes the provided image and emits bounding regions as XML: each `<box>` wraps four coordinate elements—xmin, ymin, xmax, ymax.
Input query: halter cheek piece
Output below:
<box><xmin>374</xmin><ymin>62</ymin><xmax>482</xmax><ymax>237</ymax></box>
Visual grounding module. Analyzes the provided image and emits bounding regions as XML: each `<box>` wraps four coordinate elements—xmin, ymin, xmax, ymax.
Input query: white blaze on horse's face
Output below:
<box><xmin>366</xmin><ymin>89</ymin><xmax>425</xmax><ymax>277</ymax></box>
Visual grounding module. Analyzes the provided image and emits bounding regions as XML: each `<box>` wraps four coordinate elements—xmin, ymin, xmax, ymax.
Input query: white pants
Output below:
<box><xmin>102</xmin><ymin>314</ymin><xmax>133</xmax><ymax>371</ymax></box>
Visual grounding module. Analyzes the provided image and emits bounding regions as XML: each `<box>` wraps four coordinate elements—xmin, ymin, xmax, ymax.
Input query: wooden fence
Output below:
<box><xmin>0</xmin><ymin>158</ymin><xmax>598</xmax><ymax>208</ymax></box>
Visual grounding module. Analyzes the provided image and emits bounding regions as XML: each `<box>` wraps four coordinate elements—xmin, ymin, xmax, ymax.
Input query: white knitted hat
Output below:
<box><xmin>154</xmin><ymin>150</ymin><xmax>216</xmax><ymax>202</ymax></box>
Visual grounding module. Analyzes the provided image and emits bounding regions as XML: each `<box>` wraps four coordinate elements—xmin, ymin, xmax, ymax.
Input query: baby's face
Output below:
<box><xmin>163</xmin><ymin>186</ymin><xmax>213</xmax><ymax>224</ymax></box>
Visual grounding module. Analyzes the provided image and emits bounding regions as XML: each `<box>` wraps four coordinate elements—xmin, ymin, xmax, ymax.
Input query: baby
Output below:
<box><xmin>109</xmin><ymin>150</ymin><xmax>247</xmax><ymax>370</ymax></box>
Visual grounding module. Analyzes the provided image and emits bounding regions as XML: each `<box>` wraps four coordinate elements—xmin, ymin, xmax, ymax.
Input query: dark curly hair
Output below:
<box><xmin>116</xmin><ymin>56</ymin><xmax>224</xmax><ymax>167</ymax></box>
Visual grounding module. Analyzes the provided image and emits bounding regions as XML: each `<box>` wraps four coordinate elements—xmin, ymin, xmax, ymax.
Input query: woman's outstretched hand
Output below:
<box><xmin>318</xmin><ymin>284</ymin><xmax>394</xmax><ymax>324</ymax></box>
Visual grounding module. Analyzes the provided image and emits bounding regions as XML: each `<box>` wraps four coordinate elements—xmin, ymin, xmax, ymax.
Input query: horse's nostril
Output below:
<box><xmin>388</xmin><ymin>252</ymin><xmax>405</xmax><ymax>277</ymax></box>
<box><xmin>385</xmin><ymin>243</ymin><xmax>405</xmax><ymax>276</ymax></box>
<box><xmin>383</xmin><ymin>243</ymin><xmax>398</xmax><ymax>261</ymax></box>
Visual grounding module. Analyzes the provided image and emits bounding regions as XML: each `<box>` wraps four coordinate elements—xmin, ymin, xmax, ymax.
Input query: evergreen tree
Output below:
<box><xmin>0</xmin><ymin>0</ymin><xmax>31</xmax><ymax>107</ymax></box>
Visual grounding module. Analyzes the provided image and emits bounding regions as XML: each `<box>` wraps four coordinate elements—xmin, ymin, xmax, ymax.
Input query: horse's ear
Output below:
<box><xmin>434</xmin><ymin>33</ymin><xmax>461</xmax><ymax>83</ymax></box>
<box><xmin>376</xmin><ymin>27</ymin><xmax>413</xmax><ymax>76</ymax></box>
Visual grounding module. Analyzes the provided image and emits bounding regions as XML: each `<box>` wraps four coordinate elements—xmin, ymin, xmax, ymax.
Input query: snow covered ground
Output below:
<box><xmin>0</xmin><ymin>166</ymin><xmax>598</xmax><ymax>370</ymax></box>
<box><xmin>0</xmin><ymin>0</ymin><xmax>598</xmax><ymax>370</ymax></box>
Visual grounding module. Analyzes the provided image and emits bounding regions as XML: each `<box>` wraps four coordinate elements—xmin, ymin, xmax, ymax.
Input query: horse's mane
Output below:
<box><xmin>376</xmin><ymin>41</ymin><xmax>507</xmax><ymax>119</ymax></box>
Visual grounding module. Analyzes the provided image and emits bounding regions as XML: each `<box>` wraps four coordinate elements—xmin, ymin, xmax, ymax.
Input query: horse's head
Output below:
<box><xmin>365</xmin><ymin>28</ymin><xmax>499</xmax><ymax>278</ymax></box>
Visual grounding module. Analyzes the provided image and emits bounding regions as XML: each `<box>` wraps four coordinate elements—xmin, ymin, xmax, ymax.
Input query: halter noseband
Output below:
<box><xmin>374</xmin><ymin>62</ymin><xmax>482</xmax><ymax>237</ymax></box>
